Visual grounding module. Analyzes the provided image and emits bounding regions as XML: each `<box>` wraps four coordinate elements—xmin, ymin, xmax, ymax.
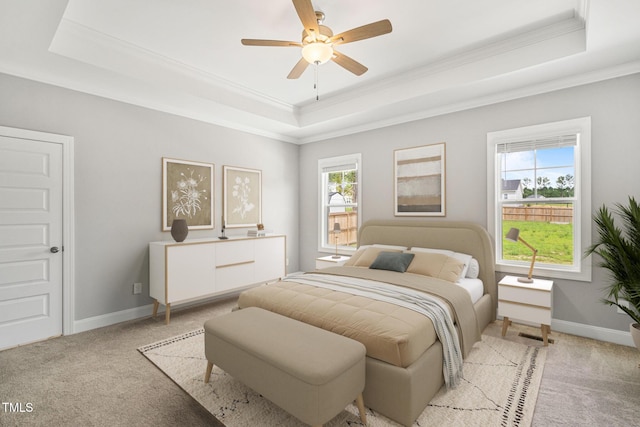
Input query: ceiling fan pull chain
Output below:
<box><xmin>314</xmin><ymin>61</ymin><xmax>320</xmax><ymax>101</ymax></box>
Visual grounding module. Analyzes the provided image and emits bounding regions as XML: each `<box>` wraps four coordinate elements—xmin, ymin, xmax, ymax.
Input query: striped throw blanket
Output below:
<box><xmin>283</xmin><ymin>273</ymin><xmax>463</xmax><ymax>388</ymax></box>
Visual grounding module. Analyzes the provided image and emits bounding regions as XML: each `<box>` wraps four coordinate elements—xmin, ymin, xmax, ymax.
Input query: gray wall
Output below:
<box><xmin>3</xmin><ymin>70</ymin><xmax>639</xmax><ymax>333</ymax></box>
<box><xmin>0</xmin><ymin>73</ymin><xmax>300</xmax><ymax>321</ymax></box>
<box><xmin>299</xmin><ymin>73</ymin><xmax>640</xmax><ymax>333</ymax></box>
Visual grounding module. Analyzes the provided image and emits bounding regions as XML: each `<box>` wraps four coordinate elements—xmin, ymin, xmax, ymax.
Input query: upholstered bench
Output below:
<box><xmin>203</xmin><ymin>307</ymin><xmax>367</xmax><ymax>427</ymax></box>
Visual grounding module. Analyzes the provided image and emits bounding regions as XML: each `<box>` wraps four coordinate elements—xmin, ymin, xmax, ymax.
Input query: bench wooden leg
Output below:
<box><xmin>165</xmin><ymin>303</ymin><xmax>171</xmax><ymax>325</ymax></box>
<box><xmin>355</xmin><ymin>393</ymin><xmax>367</xmax><ymax>424</ymax></box>
<box><xmin>204</xmin><ymin>361</ymin><xmax>213</xmax><ymax>384</ymax></box>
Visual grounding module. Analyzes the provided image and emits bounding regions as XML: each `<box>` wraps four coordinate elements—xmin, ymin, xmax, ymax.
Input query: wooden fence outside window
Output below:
<box><xmin>328</xmin><ymin>211</ymin><xmax>358</xmax><ymax>246</ymax></box>
<box><xmin>502</xmin><ymin>205</ymin><xmax>573</xmax><ymax>223</ymax></box>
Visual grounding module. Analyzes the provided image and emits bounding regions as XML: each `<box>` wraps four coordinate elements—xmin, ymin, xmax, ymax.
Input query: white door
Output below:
<box><xmin>0</xmin><ymin>132</ymin><xmax>63</xmax><ymax>350</ymax></box>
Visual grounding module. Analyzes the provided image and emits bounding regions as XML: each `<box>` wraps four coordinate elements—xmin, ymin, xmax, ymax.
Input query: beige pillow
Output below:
<box><xmin>343</xmin><ymin>246</ymin><xmax>370</xmax><ymax>266</ymax></box>
<box><xmin>347</xmin><ymin>247</ymin><xmax>402</xmax><ymax>268</ymax></box>
<box><xmin>406</xmin><ymin>251</ymin><xmax>464</xmax><ymax>282</ymax></box>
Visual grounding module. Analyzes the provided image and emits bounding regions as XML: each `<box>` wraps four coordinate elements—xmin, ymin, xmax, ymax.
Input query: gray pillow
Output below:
<box><xmin>369</xmin><ymin>251</ymin><xmax>415</xmax><ymax>273</ymax></box>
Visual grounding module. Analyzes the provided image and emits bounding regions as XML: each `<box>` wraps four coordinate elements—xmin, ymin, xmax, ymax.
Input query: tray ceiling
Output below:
<box><xmin>1</xmin><ymin>0</ymin><xmax>639</xmax><ymax>143</ymax></box>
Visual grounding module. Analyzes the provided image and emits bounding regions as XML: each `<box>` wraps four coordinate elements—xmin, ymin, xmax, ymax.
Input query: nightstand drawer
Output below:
<box><xmin>499</xmin><ymin>301</ymin><xmax>551</xmax><ymax>325</ymax></box>
<box><xmin>498</xmin><ymin>284</ymin><xmax>551</xmax><ymax>308</ymax></box>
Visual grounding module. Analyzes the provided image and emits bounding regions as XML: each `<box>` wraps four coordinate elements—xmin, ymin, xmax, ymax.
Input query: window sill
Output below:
<box><xmin>496</xmin><ymin>262</ymin><xmax>591</xmax><ymax>282</ymax></box>
<box><xmin>319</xmin><ymin>247</ymin><xmax>356</xmax><ymax>256</ymax></box>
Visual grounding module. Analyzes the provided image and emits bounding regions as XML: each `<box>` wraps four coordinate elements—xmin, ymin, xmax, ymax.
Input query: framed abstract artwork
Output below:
<box><xmin>162</xmin><ymin>158</ymin><xmax>214</xmax><ymax>231</ymax></box>
<box><xmin>223</xmin><ymin>165</ymin><xmax>262</xmax><ymax>228</ymax></box>
<box><xmin>394</xmin><ymin>143</ymin><xmax>446</xmax><ymax>216</ymax></box>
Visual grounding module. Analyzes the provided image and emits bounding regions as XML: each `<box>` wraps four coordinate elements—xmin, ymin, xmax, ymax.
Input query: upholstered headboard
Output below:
<box><xmin>359</xmin><ymin>220</ymin><xmax>497</xmax><ymax>320</ymax></box>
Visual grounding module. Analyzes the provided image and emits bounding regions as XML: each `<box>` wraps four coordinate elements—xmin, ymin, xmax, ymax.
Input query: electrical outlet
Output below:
<box><xmin>133</xmin><ymin>282</ymin><xmax>142</xmax><ymax>295</ymax></box>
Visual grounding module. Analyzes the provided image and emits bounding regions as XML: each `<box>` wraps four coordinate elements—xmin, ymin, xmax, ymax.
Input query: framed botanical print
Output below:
<box><xmin>394</xmin><ymin>143</ymin><xmax>446</xmax><ymax>216</ymax></box>
<box><xmin>223</xmin><ymin>165</ymin><xmax>262</xmax><ymax>228</ymax></box>
<box><xmin>162</xmin><ymin>157</ymin><xmax>214</xmax><ymax>231</ymax></box>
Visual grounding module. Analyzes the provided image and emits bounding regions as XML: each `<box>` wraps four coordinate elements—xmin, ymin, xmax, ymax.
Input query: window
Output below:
<box><xmin>487</xmin><ymin>117</ymin><xmax>591</xmax><ymax>281</ymax></box>
<box><xmin>318</xmin><ymin>154</ymin><xmax>361</xmax><ymax>254</ymax></box>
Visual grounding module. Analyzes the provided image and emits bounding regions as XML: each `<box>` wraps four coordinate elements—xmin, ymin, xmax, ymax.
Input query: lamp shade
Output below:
<box><xmin>333</xmin><ymin>222</ymin><xmax>341</xmax><ymax>233</ymax></box>
<box><xmin>505</xmin><ymin>228</ymin><xmax>520</xmax><ymax>242</ymax></box>
<box><xmin>505</xmin><ymin>227</ymin><xmax>537</xmax><ymax>282</ymax></box>
<box><xmin>302</xmin><ymin>42</ymin><xmax>333</xmax><ymax>64</ymax></box>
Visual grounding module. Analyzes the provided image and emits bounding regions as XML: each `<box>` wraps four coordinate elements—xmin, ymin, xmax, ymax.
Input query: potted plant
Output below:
<box><xmin>585</xmin><ymin>196</ymin><xmax>640</xmax><ymax>350</ymax></box>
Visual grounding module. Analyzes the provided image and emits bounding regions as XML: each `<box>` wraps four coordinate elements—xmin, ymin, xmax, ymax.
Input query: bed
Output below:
<box><xmin>237</xmin><ymin>220</ymin><xmax>496</xmax><ymax>426</ymax></box>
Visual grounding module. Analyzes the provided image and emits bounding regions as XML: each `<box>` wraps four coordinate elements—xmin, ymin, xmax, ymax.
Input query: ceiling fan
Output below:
<box><xmin>241</xmin><ymin>0</ymin><xmax>392</xmax><ymax>79</ymax></box>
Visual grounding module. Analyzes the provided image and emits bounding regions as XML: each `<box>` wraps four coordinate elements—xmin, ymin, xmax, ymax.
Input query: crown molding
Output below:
<box><xmin>295</xmin><ymin>12</ymin><xmax>587</xmax><ymax>131</ymax></box>
<box><xmin>50</xmin><ymin>18</ymin><xmax>298</xmax><ymax>118</ymax></box>
<box><xmin>295</xmin><ymin>60</ymin><xmax>640</xmax><ymax>144</ymax></box>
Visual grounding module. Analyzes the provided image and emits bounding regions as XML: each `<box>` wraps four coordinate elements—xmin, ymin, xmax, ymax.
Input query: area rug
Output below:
<box><xmin>138</xmin><ymin>330</ymin><xmax>547</xmax><ymax>426</ymax></box>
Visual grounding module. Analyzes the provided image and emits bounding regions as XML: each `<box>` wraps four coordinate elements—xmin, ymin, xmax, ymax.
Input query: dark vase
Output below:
<box><xmin>171</xmin><ymin>219</ymin><xmax>188</xmax><ymax>242</ymax></box>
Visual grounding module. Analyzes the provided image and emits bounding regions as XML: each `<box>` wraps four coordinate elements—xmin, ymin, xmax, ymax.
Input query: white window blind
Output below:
<box><xmin>496</xmin><ymin>134</ymin><xmax>578</xmax><ymax>153</ymax></box>
<box><xmin>321</xmin><ymin>162</ymin><xmax>358</xmax><ymax>173</ymax></box>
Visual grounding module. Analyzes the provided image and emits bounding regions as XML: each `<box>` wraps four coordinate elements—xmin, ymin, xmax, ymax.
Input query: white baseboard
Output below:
<box><xmin>71</xmin><ymin>294</ymin><xmax>237</xmax><ymax>334</ymax></box>
<box><xmin>498</xmin><ymin>315</ymin><xmax>634</xmax><ymax>347</ymax></box>
<box><xmin>551</xmin><ymin>318</ymin><xmax>634</xmax><ymax>347</ymax></box>
<box><xmin>73</xmin><ymin>304</ymin><xmax>155</xmax><ymax>333</ymax></box>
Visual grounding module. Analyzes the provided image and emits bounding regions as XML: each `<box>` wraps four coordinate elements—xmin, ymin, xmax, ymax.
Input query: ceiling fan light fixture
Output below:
<box><xmin>302</xmin><ymin>42</ymin><xmax>333</xmax><ymax>64</ymax></box>
<box><xmin>241</xmin><ymin>1</ymin><xmax>392</xmax><ymax>79</ymax></box>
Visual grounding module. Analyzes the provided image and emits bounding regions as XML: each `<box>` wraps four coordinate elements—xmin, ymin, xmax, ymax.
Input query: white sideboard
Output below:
<box><xmin>149</xmin><ymin>235</ymin><xmax>286</xmax><ymax>324</ymax></box>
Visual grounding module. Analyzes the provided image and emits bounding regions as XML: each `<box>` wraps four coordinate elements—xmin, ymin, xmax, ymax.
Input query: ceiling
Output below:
<box><xmin>1</xmin><ymin>0</ymin><xmax>639</xmax><ymax>144</ymax></box>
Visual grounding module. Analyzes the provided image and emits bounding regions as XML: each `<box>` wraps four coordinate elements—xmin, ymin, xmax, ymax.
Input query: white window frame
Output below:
<box><xmin>487</xmin><ymin>117</ymin><xmax>592</xmax><ymax>281</ymax></box>
<box><xmin>318</xmin><ymin>153</ymin><xmax>362</xmax><ymax>254</ymax></box>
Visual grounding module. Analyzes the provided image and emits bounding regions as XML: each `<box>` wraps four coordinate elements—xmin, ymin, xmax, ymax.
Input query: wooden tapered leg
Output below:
<box><xmin>355</xmin><ymin>393</ymin><xmax>367</xmax><ymax>424</ymax></box>
<box><xmin>165</xmin><ymin>303</ymin><xmax>171</xmax><ymax>325</ymax></box>
<box><xmin>204</xmin><ymin>361</ymin><xmax>213</xmax><ymax>383</ymax></box>
<box><xmin>152</xmin><ymin>300</ymin><xmax>159</xmax><ymax>318</ymax></box>
<box><xmin>542</xmin><ymin>324</ymin><xmax>550</xmax><ymax>346</ymax></box>
<box><xmin>501</xmin><ymin>317</ymin><xmax>510</xmax><ymax>337</ymax></box>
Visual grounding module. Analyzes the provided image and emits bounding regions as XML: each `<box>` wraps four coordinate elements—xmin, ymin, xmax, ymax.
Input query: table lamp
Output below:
<box><xmin>505</xmin><ymin>227</ymin><xmax>537</xmax><ymax>283</ymax></box>
<box><xmin>332</xmin><ymin>222</ymin><xmax>341</xmax><ymax>259</ymax></box>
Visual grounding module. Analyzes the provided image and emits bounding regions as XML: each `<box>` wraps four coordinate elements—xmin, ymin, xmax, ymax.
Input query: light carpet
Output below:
<box><xmin>139</xmin><ymin>330</ymin><xmax>546</xmax><ymax>426</ymax></box>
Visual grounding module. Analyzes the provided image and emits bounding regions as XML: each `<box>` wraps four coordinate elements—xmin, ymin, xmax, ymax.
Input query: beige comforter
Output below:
<box><xmin>237</xmin><ymin>266</ymin><xmax>481</xmax><ymax>368</ymax></box>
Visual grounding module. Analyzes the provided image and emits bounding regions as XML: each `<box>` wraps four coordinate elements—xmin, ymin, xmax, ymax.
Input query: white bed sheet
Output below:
<box><xmin>455</xmin><ymin>278</ymin><xmax>484</xmax><ymax>304</ymax></box>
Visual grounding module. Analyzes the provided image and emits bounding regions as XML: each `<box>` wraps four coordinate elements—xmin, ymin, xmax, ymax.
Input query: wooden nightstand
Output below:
<box><xmin>315</xmin><ymin>255</ymin><xmax>350</xmax><ymax>269</ymax></box>
<box><xmin>498</xmin><ymin>275</ymin><xmax>554</xmax><ymax>345</ymax></box>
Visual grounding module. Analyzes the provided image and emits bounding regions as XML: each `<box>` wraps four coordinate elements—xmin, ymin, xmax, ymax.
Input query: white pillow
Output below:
<box><xmin>409</xmin><ymin>247</ymin><xmax>454</xmax><ymax>256</ymax></box>
<box><xmin>466</xmin><ymin>258</ymin><xmax>480</xmax><ymax>279</ymax></box>
<box><xmin>373</xmin><ymin>244</ymin><xmax>408</xmax><ymax>251</ymax></box>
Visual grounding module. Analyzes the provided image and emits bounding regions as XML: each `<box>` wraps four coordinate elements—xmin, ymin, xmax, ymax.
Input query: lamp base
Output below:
<box><xmin>517</xmin><ymin>277</ymin><xmax>534</xmax><ymax>283</ymax></box>
<box><xmin>331</xmin><ymin>255</ymin><xmax>341</xmax><ymax>259</ymax></box>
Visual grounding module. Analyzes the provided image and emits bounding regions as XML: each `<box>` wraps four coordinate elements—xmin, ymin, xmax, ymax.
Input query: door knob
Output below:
<box><xmin>50</xmin><ymin>246</ymin><xmax>60</xmax><ymax>253</ymax></box>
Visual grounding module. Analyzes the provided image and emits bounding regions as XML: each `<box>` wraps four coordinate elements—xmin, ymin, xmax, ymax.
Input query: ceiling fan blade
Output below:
<box><xmin>287</xmin><ymin>57</ymin><xmax>309</xmax><ymax>79</ymax></box>
<box><xmin>292</xmin><ymin>0</ymin><xmax>319</xmax><ymax>38</ymax></box>
<box><xmin>241</xmin><ymin>39</ymin><xmax>302</xmax><ymax>47</ymax></box>
<box><xmin>330</xmin><ymin>19</ymin><xmax>392</xmax><ymax>45</ymax></box>
<box><xmin>332</xmin><ymin>51</ymin><xmax>368</xmax><ymax>76</ymax></box>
